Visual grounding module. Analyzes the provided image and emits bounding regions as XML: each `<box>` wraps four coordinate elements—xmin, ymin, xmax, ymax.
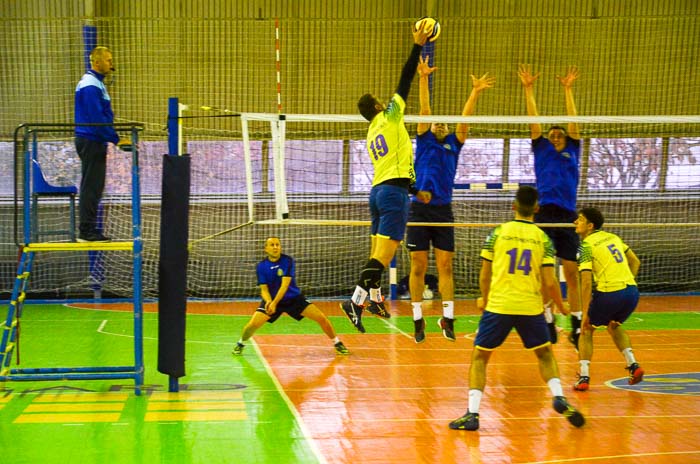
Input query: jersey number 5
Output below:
<box><xmin>607</xmin><ymin>244</ymin><xmax>624</xmax><ymax>263</ymax></box>
<box><xmin>506</xmin><ymin>248</ymin><xmax>533</xmax><ymax>275</ymax></box>
<box><xmin>369</xmin><ymin>134</ymin><xmax>389</xmax><ymax>160</ymax></box>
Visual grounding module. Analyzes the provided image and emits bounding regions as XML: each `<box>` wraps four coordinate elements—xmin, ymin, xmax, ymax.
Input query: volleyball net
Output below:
<box><xmin>12</xmin><ymin>112</ymin><xmax>699</xmax><ymax>300</ymax></box>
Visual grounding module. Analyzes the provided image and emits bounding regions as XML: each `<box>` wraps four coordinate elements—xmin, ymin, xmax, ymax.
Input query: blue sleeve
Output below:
<box><xmin>76</xmin><ymin>86</ymin><xmax>120</xmax><ymax>144</ymax></box>
<box><xmin>395</xmin><ymin>44</ymin><xmax>423</xmax><ymax>101</ymax></box>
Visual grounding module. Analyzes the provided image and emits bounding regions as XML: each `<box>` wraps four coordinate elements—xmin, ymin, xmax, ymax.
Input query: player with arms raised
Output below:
<box><xmin>340</xmin><ymin>22</ymin><xmax>432</xmax><ymax>332</ymax></box>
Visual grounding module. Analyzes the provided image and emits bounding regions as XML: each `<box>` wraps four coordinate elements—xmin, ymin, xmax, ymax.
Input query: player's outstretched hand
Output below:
<box><xmin>556</xmin><ymin>66</ymin><xmax>580</xmax><ymax>88</ymax></box>
<box><xmin>518</xmin><ymin>64</ymin><xmax>540</xmax><ymax>88</ymax></box>
<box><xmin>412</xmin><ymin>22</ymin><xmax>431</xmax><ymax>46</ymax></box>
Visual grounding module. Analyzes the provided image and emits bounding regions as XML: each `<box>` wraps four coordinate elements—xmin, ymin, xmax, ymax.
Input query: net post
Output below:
<box><xmin>271</xmin><ymin>114</ymin><xmax>290</xmax><ymax>220</ymax></box>
<box><xmin>167</xmin><ymin>97</ymin><xmax>179</xmax><ymax>156</ymax></box>
<box><xmin>390</xmin><ymin>256</ymin><xmax>398</xmax><ymax>300</ymax></box>
<box><xmin>240</xmin><ymin>115</ymin><xmax>256</xmax><ymax>223</ymax></box>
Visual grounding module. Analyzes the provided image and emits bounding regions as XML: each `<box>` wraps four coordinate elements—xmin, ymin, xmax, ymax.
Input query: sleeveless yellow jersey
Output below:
<box><xmin>480</xmin><ymin>220</ymin><xmax>556</xmax><ymax>315</ymax></box>
<box><xmin>578</xmin><ymin>230</ymin><xmax>636</xmax><ymax>292</ymax></box>
<box><xmin>365</xmin><ymin>94</ymin><xmax>416</xmax><ymax>186</ymax></box>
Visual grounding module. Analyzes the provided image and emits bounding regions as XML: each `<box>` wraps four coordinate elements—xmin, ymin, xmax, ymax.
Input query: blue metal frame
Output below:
<box><xmin>3</xmin><ymin>123</ymin><xmax>145</xmax><ymax>395</ymax></box>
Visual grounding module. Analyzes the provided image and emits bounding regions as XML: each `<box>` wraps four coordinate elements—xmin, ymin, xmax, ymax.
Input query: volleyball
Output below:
<box><xmin>415</xmin><ymin>17</ymin><xmax>441</xmax><ymax>42</ymax></box>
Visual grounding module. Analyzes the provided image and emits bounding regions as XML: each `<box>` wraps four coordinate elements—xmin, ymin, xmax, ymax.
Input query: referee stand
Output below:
<box><xmin>0</xmin><ymin>123</ymin><xmax>145</xmax><ymax>395</ymax></box>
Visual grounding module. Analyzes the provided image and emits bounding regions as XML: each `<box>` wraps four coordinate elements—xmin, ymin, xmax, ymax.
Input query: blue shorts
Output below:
<box><xmin>588</xmin><ymin>285</ymin><xmax>640</xmax><ymax>327</ymax></box>
<box><xmin>535</xmin><ymin>204</ymin><xmax>579</xmax><ymax>261</ymax></box>
<box><xmin>369</xmin><ymin>184</ymin><xmax>409</xmax><ymax>241</ymax></box>
<box><xmin>474</xmin><ymin>310</ymin><xmax>551</xmax><ymax>350</ymax></box>
<box><xmin>256</xmin><ymin>294</ymin><xmax>311</xmax><ymax>323</ymax></box>
<box><xmin>405</xmin><ymin>202</ymin><xmax>455</xmax><ymax>252</ymax></box>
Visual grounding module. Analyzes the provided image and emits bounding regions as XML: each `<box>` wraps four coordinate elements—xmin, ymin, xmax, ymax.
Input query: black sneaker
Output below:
<box><xmin>552</xmin><ymin>396</ymin><xmax>585</xmax><ymax>427</ymax></box>
<box><xmin>77</xmin><ymin>233</ymin><xmax>111</xmax><ymax>243</ymax></box>
<box><xmin>626</xmin><ymin>362</ymin><xmax>644</xmax><ymax>385</ymax></box>
<box><xmin>366</xmin><ymin>298</ymin><xmax>391</xmax><ymax>319</ymax></box>
<box><xmin>232</xmin><ymin>342</ymin><xmax>245</xmax><ymax>355</ymax></box>
<box><xmin>449</xmin><ymin>411</ymin><xmax>479</xmax><ymax>431</ymax></box>
<box><xmin>334</xmin><ymin>341</ymin><xmax>350</xmax><ymax>355</ymax></box>
<box><xmin>414</xmin><ymin>318</ymin><xmax>426</xmax><ymax>344</ymax></box>
<box><xmin>438</xmin><ymin>317</ymin><xmax>456</xmax><ymax>341</ymax></box>
<box><xmin>340</xmin><ymin>300</ymin><xmax>365</xmax><ymax>333</ymax></box>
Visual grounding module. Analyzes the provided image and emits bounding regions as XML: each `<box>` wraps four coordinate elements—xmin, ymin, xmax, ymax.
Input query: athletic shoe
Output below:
<box><xmin>334</xmin><ymin>341</ymin><xmax>350</xmax><ymax>355</ymax></box>
<box><xmin>552</xmin><ymin>396</ymin><xmax>585</xmax><ymax>428</ymax></box>
<box><xmin>340</xmin><ymin>300</ymin><xmax>365</xmax><ymax>333</ymax></box>
<box><xmin>77</xmin><ymin>233</ymin><xmax>111</xmax><ymax>243</ymax></box>
<box><xmin>449</xmin><ymin>411</ymin><xmax>479</xmax><ymax>431</ymax></box>
<box><xmin>626</xmin><ymin>362</ymin><xmax>644</xmax><ymax>385</ymax></box>
<box><xmin>232</xmin><ymin>342</ymin><xmax>245</xmax><ymax>355</ymax></box>
<box><xmin>366</xmin><ymin>298</ymin><xmax>391</xmax><ymax>319</ymax></box>
<box><xmin>438</xmin><ymin>317</ymin><xmax>456</xmax><ymax>341</ymax></box>
<box><xmin>414</xmin><ymin>318</ymin><xmax>426</xmax><ymax>344</ymax></box>
<box><xmin>573</xmin><ymin>375</ymin><xmax>590</xmax><ymax>391</ymax></box>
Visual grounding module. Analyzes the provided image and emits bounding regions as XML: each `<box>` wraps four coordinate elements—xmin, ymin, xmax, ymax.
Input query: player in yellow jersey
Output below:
<box><xmin>449</xmin><ymin>186</ymin><xmax>584</xmax><ymax>431</ymax></box>
<box><xmin>339</xmin><ymin>23</ymin><xmax>432</xmax><ymax>333</ymax></box>
<box><xmin>572</xmin><ymin>207</ymin><xmax>644</xmax><ymax>391</ymax></box>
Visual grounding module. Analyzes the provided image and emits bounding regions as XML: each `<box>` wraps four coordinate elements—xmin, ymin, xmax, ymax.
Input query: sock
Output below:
<box><xmin>351</xmin><ymin>286</ymin><xmax>368</xmax><ymax>306</ymax></box>
<box><xmin>237</xmin><ymin>339</ymin><xmax>245</xmax><ymax>345</ymax></box>
<box><xmin>547</xmin><ymin>378</ymin><xmax>564</xmax><ymax>397</ymax></box>
<box><xmin>622</xmin><ymin>347</ymin><xmax>637</xmax><ymax>365</ymax></box>
<box><xmin>333</xmin><ymin>337</ymin><xmax>340</xmax><ymax>344</ymax></box>
<box><xmin>443</xmin><ymin>301</ymin><xmax>454</xmax><ymax>319</ymax></box>
<box><xmin>369</xmin><ymin>287</ymin><xmax>383</xmax><ymax>303</ymax></box>
<box><xmin>468</xmin><ymin>389</ymin><xmax>482</xmax><ymax>414</ymax></box>
<box><xmin>411</xmin><ymin>302</ymin><xmax>423</xmax><ymax>320</ymax></box>
<box><xmin>579</xmin><ymin>360</ymin><xmax>590</xmax><ymax>377</ymax></box>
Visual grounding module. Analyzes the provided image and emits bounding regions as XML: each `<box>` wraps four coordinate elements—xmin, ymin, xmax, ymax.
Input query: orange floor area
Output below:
<box><xmin>256</xmin><ymin>330</ymin><xmax>700</xmax><ymax>463</ymax></box>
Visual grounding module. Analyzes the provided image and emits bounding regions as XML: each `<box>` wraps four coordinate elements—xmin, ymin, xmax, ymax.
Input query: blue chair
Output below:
<box><xmin>31</xmin><ymin>159</ymin><xmax>78</xmax><ymax>242</ymax></box>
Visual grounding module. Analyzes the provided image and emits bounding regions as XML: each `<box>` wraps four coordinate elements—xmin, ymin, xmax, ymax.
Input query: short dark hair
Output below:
<box><xmin>358</xmin><ymin>93</ymin><xmax>380</xmax><ymax>122</ymax></box>
<box><xmin>547</xmin><ymin>125</ymin><xmax>568</xmax><ymax>136</ymax></box>
<box><xmin>579</xmin><ymin>207</ymin><xmax>604</xmax><ymax>230</ymax></box>
<box><xmin>515</xmin><ymin>185</ymin><xmax>538</xmax><ymax>216</ymax></box>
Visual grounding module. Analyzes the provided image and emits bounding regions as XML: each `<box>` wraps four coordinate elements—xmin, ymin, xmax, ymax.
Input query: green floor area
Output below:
<box><xmin>1</xmin><ymin>303</ymin><xmax>699</xmax><ymax>464</ymax></box>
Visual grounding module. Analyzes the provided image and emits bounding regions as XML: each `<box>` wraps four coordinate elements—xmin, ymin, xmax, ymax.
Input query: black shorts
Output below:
<box><xmin>405</xmin><ymin>202</ymin><xmax>455</xmax><ymax>252</ymax></box>
<box><xmin>256</xmin><ymin>294</ymin><xmax>311</xmax><ymax>323</ymax></box>
<box><xmin>535</xmin><ymin>204</ymin><xmax>579</xmax><ymax>261</ymax></box>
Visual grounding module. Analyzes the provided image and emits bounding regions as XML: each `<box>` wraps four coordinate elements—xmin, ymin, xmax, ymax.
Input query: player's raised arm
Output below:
<box><xmin>556</xmin><ymin>66</ymin><xmax>581</xmax><ymax>140</ymax></box>
<box><xmin>518</xmin><ymin>64</ymin><xmax>542</xmax><ymax>140</ymax></box>
<box><xmin>455</xmin><ymin>72</ymin><xmax>496</xmax><ymax>144</ymax></box>
<box><xmin>395</xmin><ymin>23</ymin><xmax>430</xmax><ymax>102</ymax></box>
<box><xmin>417</xmin><ymin>54</ymin><xmax>437</xmax><ymax>135</ymax></box>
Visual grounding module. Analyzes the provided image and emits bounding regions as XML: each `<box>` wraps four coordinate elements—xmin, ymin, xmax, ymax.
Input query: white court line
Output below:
<box><xmin>521</xmin><ymin>450</ymin><xmax>700</xmax><ymax>464</ymax></box>
<box><xmin>252</xmin><ymin>339</ymin><xmax>329</xmax><ymax>464</ymax></box>
<box><xmin>379</xmin><ymin>317</ymin><xmax>412</xmax><ymax>339</ymax></box>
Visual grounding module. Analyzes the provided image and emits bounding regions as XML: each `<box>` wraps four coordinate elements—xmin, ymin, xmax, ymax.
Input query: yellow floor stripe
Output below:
<box><xmin>25</xmin><ymin>403</ymin><xmax>124</xmax><ymax>413</ymax></box>
<box><xmin>149</xmin><ymin>391</ymin><xmax>243</xmax><ymax>401</ymax></box>
<box><xmin>147</xmin><ymin>401</ymin><xmax>245</xmax><ymax>411</ymax></box>
<box><xmin>32</xmin><ymin>393</ymin><xmax>129</xmax><ymax>402</ymax></box>
<box><xmin>14</xmin><ymin>413</ymin><xmax>121</xmax><ymax>423</ymax></box>
<box><xmin>144</xmin><ymin>411</ymin><xmax>247</xmax><ymax>422</ymax></box>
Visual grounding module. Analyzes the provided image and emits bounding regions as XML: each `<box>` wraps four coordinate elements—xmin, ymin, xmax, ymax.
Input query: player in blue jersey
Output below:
<box><xmin>74</xmin><ymin>46</ymin><xmax>124</xmax><ymax>242</ymax></box>
<box><xmin>449</xmin><ymin>186</ymin><xmax>584</xmax><ymax>431</ymax></box>
<box><xmin>572</xmin><ymin>207</ymin><xmax>643</xmax><ymax>391</ymax></box>
<box><xmin>339</xmin><ymin>23</ymin><xmax>432</xmax><ymax>333</ymax></box>
<box><xmin>232</xmin><ymin>237</ymin><xmax>349</xmax><ymax>355</ymax></box>
<box><xmin>408</xmin><ymin>55</ymin><xmax>495</xmax><ymax>343</ymax></box>
<box><xmin>518</xmin><ymin>64</ymin><xmax>583</xmax><ymax>348</ymax></box>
